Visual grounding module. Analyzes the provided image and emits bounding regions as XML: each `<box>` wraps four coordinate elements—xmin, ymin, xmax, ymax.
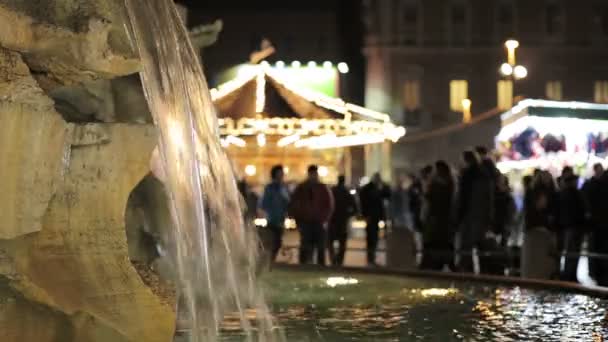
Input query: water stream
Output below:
<box><xmin>124</xmin><ymin>1</ymin><xmax>282</xmax><ymax>341</ymax></box>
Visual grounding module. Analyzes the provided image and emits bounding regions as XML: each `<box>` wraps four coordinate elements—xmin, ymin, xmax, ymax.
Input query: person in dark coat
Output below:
<box><xmin>525</xmin><ymin>170</ymin><xmax>557</xmax><ymax>232</ymax></box>
<box><xmin>556</xmin><ymin>174</ymin><xmax>586</xmax><ymax>282</ymax></box>
<box><xmin>582</xmin><ymin>163</ymin><xmax>608</xmax><ymax>278</ymax></box>
<box><xmin>420</xmin><ymin>160</ymin><xmax>455</xmax><ymax>270</ymax></box>
<box><xmin>409</xmin><ymin>165</ymin><xmax>433</xmax><ymax>233</ymax></box>
<box><xmin>328</xmin><ymin>175</ymin><xmax>358</xmax><ymax>266</ymax></box>
<box><xmin>359</xmin><ymin>172</ymin><xmax>391</xmax><ymax>266</ymax></box>
<box><xmin>457</xmin><ymin>151</ymin><xmax>494</xmax><ymax>273</ymax></box>
<box><xmin>493</xmin><ymin>174</ymin><xmax>516</xmax><ymax>246</ymax></box>
<box><xmin>289</xmin><ymin>165</ymin><xmax>335</xmax><ymax>265</ymax></box>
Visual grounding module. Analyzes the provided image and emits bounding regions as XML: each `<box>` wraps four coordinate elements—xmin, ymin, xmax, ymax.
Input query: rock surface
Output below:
<box><xmin>0</xmin><ymin>0</ymin><xmax>139</xmax><ymax>89</ymax></box>
<box><xmin>0</xmin><ymin>4</ymin><xmax>176</xmax><ymax>339</ymax></box>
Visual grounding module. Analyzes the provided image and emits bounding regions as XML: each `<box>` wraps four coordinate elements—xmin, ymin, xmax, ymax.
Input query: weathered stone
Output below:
<box><xmin>0</xmin><ymin>44</ymin><xmax>174</xmax><ymax>341</ymax></box>
<box><xmin>0</xmin><ymin>49</ymin><xmax>67</xmax><ymax>240</ymax></box>
<box><xmin>0</xmin><ymin>123</ymin><xmax>175</xmax><ymax>342</ymax></box>
<box><xmin>0</xmin><ymin>1</ymin><xmax>139</xmax><ymax>89</ymax></box>
<box><xmin>51</xmin><ymin>79</ymin><xmax>116</xmax><ymax>122</ymax></box>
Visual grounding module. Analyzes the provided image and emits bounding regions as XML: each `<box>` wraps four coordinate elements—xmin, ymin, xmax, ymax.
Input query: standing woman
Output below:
<box><xmin>420</xmin><ymin>160</ymin><xmax>455</xmax><ymax>270</ymax></box>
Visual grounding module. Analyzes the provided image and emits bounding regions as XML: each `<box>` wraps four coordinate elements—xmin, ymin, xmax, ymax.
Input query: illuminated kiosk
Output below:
<box><xmin>496</xmin><ymin>99</ymin><xmax>608</xmax><ymax>189</ymax></box>
<box><xmin>210</xmin><ymin>63</ymin><xmax>405</xmax><ymax>186</ymax></box>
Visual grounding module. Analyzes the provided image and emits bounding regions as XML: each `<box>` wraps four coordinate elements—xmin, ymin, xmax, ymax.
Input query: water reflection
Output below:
<box><xmin>218</xmin><ymin>271</ymin><xmax>608</xmax><ymax>341</ymax></box>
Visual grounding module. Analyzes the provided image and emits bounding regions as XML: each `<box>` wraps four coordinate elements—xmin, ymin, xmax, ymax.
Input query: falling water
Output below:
<box><xmin>124</xmin><ymin>1</ymin><xmax>282</xmax><ymax>341</ymax></box>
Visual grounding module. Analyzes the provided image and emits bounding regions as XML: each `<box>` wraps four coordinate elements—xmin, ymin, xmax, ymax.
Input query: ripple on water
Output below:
<box><xmin>216</xmin><ymin>271</ymin><xmax>608</xmax><ymax>341</ymax></box>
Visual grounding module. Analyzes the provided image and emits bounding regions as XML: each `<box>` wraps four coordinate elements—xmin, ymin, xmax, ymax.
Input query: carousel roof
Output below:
<box><xmin>210</xmin><ymin>64</ymin><xmax>405</xmax><ymax>149</ymax></box>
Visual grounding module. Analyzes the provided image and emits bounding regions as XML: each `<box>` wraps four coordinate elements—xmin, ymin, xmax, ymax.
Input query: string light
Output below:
<box><xmin>275</xmin><ymin>60</ymin><xmax>285</xmax><ymax>68</ymax></box>
<box><xmin>256</xmin><ymin>133</ymin><xmax>266</xmax><ymax>147</ymax></box>
<box><xmin>305</xmin><ymin>134</ymin><xmax>386</xmax><ymax>149</ymax></box>
<box><xmin>277</xmin><ymin>134</ymin><xmax>301</xmax><ymax>147</ymax></box>
<box><xmin>255</xmin><ymin>69</ymin><xmax>266</xmax><ymax>113</ymax></box>
<box><xmin>307</xmin><ymin>61</ymin><xmax>317</xmax><ymax>68</ymax></box>
<box><xmin>337</xmin><ymin>62</ymin><xmax>349</xmax><ymax>74</ymax></box>
<box><xmin>318</xmin><ymin>166</ymin><xmax>329</xmax><ymax>177</ymax></box>
<box><xmin>209</xmin><ymin>64</ymin><xmax>406</xmax><ymax>148</ymax></box>
<box><xmin>291</xmin><ymin>60</ymin><xmax>301</xmax><ymax>68</ymax></box>
<box><xmin>245</xmin><ymin>164</ymin><xmax>257</xmax><ymax>176</ymax></box>
<box><xmin>225</xmin><ymin>135</ymin><xmax>246</xmax><ymax>147</ymax></box>
<box><xmin>323</xmin><ymin>61</ymin><xmax>333</xmax><ymax>69</ymax></box>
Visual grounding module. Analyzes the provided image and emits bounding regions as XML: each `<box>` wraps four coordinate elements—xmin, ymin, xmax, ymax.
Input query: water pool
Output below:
<box><xmin>216</xmin><ymin>268</ymin><xmax>608</xmax><ymax>341</ymax></box>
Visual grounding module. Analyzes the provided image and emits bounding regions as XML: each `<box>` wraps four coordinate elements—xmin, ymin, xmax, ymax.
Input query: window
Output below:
<box><xmin>450</xmin><ymin>80</ymin><xmax>468</xmax><ymax>112</ymax></box>
<box><xmin>497</xmin><ymin>80</ymin><xmax>513</xmax><ymax>110</ymax></box>
<box><xmin>545</xmin><ymin>2</ymin><xmax>563</xmax><ymax>36</ymax></box>
<box><xmin>450</xmin><ymin>3</ymin><xmax>468</xmax><ymax>45</ymax></box>
<box><xmin>400</xmin><ymin>1</ymin><xmax>420</xmax><ymax>45</ymax></box>
<box><xmin>546</xmin><ymin>81</ymin><xmax>563</xmax><ymax>100</ymax></box>
<box><xmin>595</xmin><ymin>81</ymin><xmax>608</xmax><ymax>103</ymax></box>
<box><xmin>593</xmin><ymin>6</ymin><xmax>608</xmax><ymax>36</ymax></box>
<box><xmin>403</xmin><ymin>80</ymin><xmax>421</xmax><ymax>111</ymax></box>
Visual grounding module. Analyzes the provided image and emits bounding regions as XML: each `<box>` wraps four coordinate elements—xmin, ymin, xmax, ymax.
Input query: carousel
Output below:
<box><xmin>210</xmin><ymin>62</ymin><xmax>405</xmax><ymax>188</ymax></box>
<box><xmin>495</xmin><ymin>99</ymin><xmax>608</xmax><ymax>191</ymax></box>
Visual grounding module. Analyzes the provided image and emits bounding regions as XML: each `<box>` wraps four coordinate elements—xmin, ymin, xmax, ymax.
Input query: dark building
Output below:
<box><xmin>363</xmin><ymin>0</ymin><xmax>608</xmax><ymax>170</ymax></box>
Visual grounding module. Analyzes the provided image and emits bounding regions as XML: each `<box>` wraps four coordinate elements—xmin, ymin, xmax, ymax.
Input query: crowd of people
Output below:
<box><xmin>241</xmin><ymin>148</ymin><xmax>608</xmax><ymax>285</ymax></box>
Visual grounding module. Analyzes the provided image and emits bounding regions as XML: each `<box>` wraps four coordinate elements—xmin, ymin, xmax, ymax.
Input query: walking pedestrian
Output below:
<box><xmin>259</xmin><ymin>165</ymin><xmax>290</xmax><ymax>262</ymax></box>
<box><xmin>457</xmin><ymin>151</ymin><xmax>494</xmax><ymax>273</ymax></box>
<box><xmin>582</xmin><ymin>163</ymin><xmax>605</xmax><ymax>281</ymax></box>
<box><xmin>328</xmin><ymin>175</ymin><xmax>358</xmax><ymax>266</ymax></box>
<box><xmin>556</xmin><ymin>173</ymin><xmax>586</xmax><ymax>282</ymax></box>
<box><xmin>289</xmin><ymin>165</ymin><xmax>334</xmax><ymax>265</ymax></box>
<box><xmin>420</xmin><ymin>160</ymin><xmax>455</xmax><ymax>270</ymax></box>
<box><xmin>359</xmin><ymin>173</ymin><xmax>391</xmax><ymax>266</ymax></box>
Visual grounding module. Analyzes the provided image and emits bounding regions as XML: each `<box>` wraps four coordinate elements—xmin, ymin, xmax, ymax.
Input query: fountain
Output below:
<box><xmin>1</xmin><ymin>1</ymin><xmax>608</xmax><ymax>341</ymax></box>
<box><xmin>124</xmin><ymin>0</ymin><xmax>280</xmax><ymax>340</ymax></box>
<box><xmin>0</xmin><ymin>0</ymin><xmax>277</xmax><ymax>340</ymax></box>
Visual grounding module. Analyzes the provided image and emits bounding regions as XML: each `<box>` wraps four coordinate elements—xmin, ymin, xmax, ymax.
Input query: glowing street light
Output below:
<box><xmin>275</xmin><ymin>60</ymin><xmax>285</xmax><ymax>68</ymax></box>
<box><xmin>337</xmin><ymin>62</ymin><xmax>349</xmax><ymax>74</ymax></box>
<box><xmin>323</xmin><ymin>61</ymin><xmax>333</xmax><ymax>69</ymax></box>
<box><xmin>500</xmin><ymin>63</ymin><xmax>513</xmax><ymax>76</ymax></box>
<box><xmin>513</xmin><ymin>65</ymin><xmax>528</xmax><ymax>80</ymax></box>
<box><xmin>505</xmin><ymin>39</ymin><xmax>519</xmax><ymax>65</ymax></box>
<box><xmin>461</xmin><ymin>98</ymin><xmax>472</xmax><ymax>124</ymax></box>
<box><xmin>291</xmin><ymin>60</ymin><xmax>301</xmax><ymax>68</ymax></box>
<box><xmin>307</xmin><ymin>61</ymin><xmax>317</xmax><ymax>68</ymax></box>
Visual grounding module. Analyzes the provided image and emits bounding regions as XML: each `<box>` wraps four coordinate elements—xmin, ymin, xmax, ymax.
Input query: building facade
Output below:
<box><xmin>363</xmin><ymin>0</ymin><xmax>608</xmax><ymax>170</ymax></box>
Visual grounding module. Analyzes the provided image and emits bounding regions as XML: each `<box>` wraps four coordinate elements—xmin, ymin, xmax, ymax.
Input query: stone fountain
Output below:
<box><xmin>0</xmin><ymin>1</ymin><xmax>222</xmax><ymax>341</ymax></box>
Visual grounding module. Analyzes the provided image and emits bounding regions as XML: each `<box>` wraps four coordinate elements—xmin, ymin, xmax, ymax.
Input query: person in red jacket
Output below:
<box><xmin>289</xmin><ymin>165</ymin><xmax>335</xmax><ymax>265</ymax></box>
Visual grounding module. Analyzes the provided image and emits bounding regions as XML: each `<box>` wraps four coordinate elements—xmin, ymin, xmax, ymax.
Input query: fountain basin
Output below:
<box><xmin>216</xmin><ymin>266</ymin><xmax>608</xmax><ymax>341</ymax></box>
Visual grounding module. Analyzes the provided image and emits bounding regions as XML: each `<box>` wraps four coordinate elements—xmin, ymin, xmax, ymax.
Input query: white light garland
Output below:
<box><xmin>209</xmin><ymin>64</ymin><xmax>406</xmax><ymax>148</ymax></box>
<box><xmin>277</xmin><ymin>134</ymin><xmax>301</xmax><ymax>147</ymax></box>
<box><xmin>255</xmin><ymin>69</ymin><xmax>266</xmax><ymax>113</ymax></box>
<box><xmin>224</xmin><ymin>135</ymin><xmax>246</xmax><ymax>147</ymax></box>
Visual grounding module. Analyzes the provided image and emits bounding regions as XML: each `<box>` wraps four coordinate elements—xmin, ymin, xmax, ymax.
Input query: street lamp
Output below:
<box><xmin>499</xmin><ymin>39</ymin><xmax>527</xmax><ymax>106</ymax></box>
<box><xmin>513</xmin><ymin>65</ymin><xmax>528</xmax><ymax>80</ymax></box>
<box><xmin>461</xmin><ymin>98</ymin><xmax>472</xmax><ymax>124</ymax></box>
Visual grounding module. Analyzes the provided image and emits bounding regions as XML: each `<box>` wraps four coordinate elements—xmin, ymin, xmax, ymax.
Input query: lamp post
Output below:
<box><xmin>499</xmin><ymin>39</ymin><xmax>527</xmax><ymax>106</ymax></box>
<box><xmin>461</xmin><ymin>98</ymin><xmax>472</xmax><ymax>124</ymax></box>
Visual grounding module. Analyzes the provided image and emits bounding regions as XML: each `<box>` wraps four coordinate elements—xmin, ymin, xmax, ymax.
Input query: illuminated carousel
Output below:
<box><xmin>210</xmin><ymin>63</ymin><xmax>405</xmax><ymax>186</ymax></box>
<box><xmin>495</xmin><ymin>99</ymin><xmax>608</xmax><ymax>194</ymax></box>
